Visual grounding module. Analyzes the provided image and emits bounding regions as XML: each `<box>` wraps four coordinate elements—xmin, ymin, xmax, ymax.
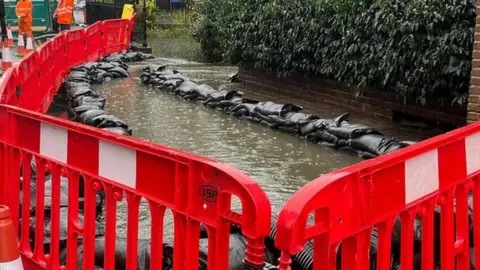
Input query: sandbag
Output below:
<box><xmin>91</xmin><ymin>114</ymin><xmax>128</xmax><ymax>129</ymax></box>
<box><xmin>174</xmin><ymin>81</ymin><xmax>197</xmax><ymax>95</ymax></box>
<box><xmin>305</xmin><ymin>130</ymin><xmax>340</xmax><ymax>146</ymax></box>
<box><xmin>204</xmin><ymin>90</ymin><xmax>243</xmax><ymax>104</ymax></box>
<box><xmin>108</xmin><ymin>67</ymin><xmax>129</xmax><ymax>78</ymax></box>
<box><xmin>347</xmin><ymin>134</ymin><xmax>404</xmax><ymax>157</ymax></box>
<box><xmin>300</xmin><ymin>113</ymin><xmax>349</xmax><ymax>136</ymax></box>
<box><xmin>230</xmin><ymin>103</ymin><xmax>258</xmax><ymax>117</ymax></box>
<box><xmin>254</xmin><ymin>101</ymin><xmax>303</xmax><ymax>116</ymax></box>
<box><xmin>161</xmin><ymin>78</ymin><xmax>185</xmax><ymax>91</ymax></box>
<box><xmin>78</xmin><ymin>110</ymin><xmax>107</xmax><ymax>124</ymax></box>
<box><xmin>326</xmin><ymin>123</ymin><xmax>382</xmax><ymax>139</ymax></box>
<box><xmin>184</xmin><ymin>84</ymin><xmax>217</xmax><ymax>101</ymax></box>
<box><xmin>270</xmin><ymin>112</ymin><xmax>319</xmax><ymax>130</ymax></box>
<box><xmin>73</xmin><ymin>105</ymin><xmax>104</xmax><ymax>115</ymax></box>
<box><xmin>29</xmin><ymin>207</ymin><xmax>104</xmax><ymax>248</ymax></box>
<box><xmin>74</xmin><ymin>96</ymin><xmax>107</xmax><ymax>108</ymax></box>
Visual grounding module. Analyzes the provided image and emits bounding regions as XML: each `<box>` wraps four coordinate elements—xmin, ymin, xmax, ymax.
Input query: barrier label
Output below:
<box><xmin>198</xmin><ymin>184</ymin><xmax>218</xmax><ymax>203</ymax></box>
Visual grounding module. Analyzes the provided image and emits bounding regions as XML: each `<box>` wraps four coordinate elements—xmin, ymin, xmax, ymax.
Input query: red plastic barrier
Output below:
<box><xmin>0</xmin><ymin>68</ymin><xmax>18</xmax><ymax>107</ymax></box>
<box><xmin>15</xmin><ymin>52</ymin><xmax>39</xmax><ymax>111</ymax></box>
<box><xmin>0</xmin><ymin>14</ymin><xmax>136</xmax><ymax>113</ymax></box>
<box><xmin>50</xmin><ymin>35</ymin><xmax>66</xmax><ymax>93</ymax></box>
<box><xmin>274</xmin><ymin>120</ymin><xmax>480</xmax><ymax>270</ymax></box>
<box><xmin>85</xmin><ymin>21</ymin><xmax>104</xmax><ymax>62</ymax></box>
<box><xmin>37</xmin><ymin>42</ymin><xmax>54</xmax><ymax>113</ymax></box>
<box><xmin>103</xmin><ymin>19</ymin><xmax>129</xmax><ymax>55</ymax></box>
<box><xmin>65</xmin><ymin>29</ymin><xmax>87</xmax><ymax>70</ymax></box>
<box><xmin>124</xmin><ymin>14</ymin><xmax>137</xmax><ymax>50</ymax></box>
<box><xmin>0</xmin><ymin>104</ymin><xmax>272</xmax><ymax>270</ymax></box>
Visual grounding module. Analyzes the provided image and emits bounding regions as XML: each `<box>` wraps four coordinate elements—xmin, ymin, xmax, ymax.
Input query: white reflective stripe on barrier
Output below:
<box><xmin>0</xmin><ymin>257</ymin><xmax>23</xmax><ymax>270</ymax></box>
<box><xmin>405</xmin><ymin>149</ymin><xmax>439</xmax><ymax>205</ymax></box>
<box><xmin>29</xmin><ymin>123</ymin><xmax>140</xmax><ymax>189</ymax></box>
<box><xmin>40</xmin><ymin>122</ymin><xmax>68</xmax><ymax>163</ymax></box>
<box><xmin>99</xmin><ymin>140</ymin><xmax>137</xmax><ymax>189</ymax></box>
<box><xmin>465</xmin><ymin>132</ymin><xmax>480</xmax><ymax>175</ymax></box>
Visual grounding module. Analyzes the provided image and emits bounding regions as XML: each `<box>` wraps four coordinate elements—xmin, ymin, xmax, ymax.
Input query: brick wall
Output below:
<box><xmin>238</xmin><ymin>67</ymin><xmax>467</xmax><ymax>127</ymax></box>
<box><xmin>468</xmin><ymin>3</ymin><xmax>480</xmax><ymax>123</ymax></box>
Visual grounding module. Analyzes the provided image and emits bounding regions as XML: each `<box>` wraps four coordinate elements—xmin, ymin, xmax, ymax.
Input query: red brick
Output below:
<box><xmin>471</xmin><ymin>76</ymin><xmax>480</xmax><ymax>86</ymax></box>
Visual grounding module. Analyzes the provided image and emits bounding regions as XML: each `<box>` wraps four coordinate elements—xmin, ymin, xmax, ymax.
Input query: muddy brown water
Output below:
<box><xmin>52</xmin><ymin>58</ymin><xmax>434</xmax><ymax>241</ymax></box>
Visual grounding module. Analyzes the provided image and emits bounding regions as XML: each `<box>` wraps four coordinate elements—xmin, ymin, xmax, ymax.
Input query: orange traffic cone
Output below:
<box><xmin>6</xmin><ymin>25</ymin><xmax>13</xmax><ymax>47</ymax></box>
<box><xmin>2</xmin><ymin>43</ymin><xmax>13</xmax><ymax>71</ymax></box>
<box><xmin>0</xmin><ymin>205</ymin><xmax>23</xmax><ymax>269</ymax></box>
<box><xmin>17</xmin><ymin>35</ymin><xmax>25</xmax><ymax>57</ymax></box>
<box><xmin>25</xmin><ymin>34</ymin><xmax>34</xmax><ymax>54</ymax></box>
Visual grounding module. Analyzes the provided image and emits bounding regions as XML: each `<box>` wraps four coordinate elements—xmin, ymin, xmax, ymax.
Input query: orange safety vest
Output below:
<box><xmin>15</xmin><ymin>0</ymin><xmax>33</xmax><ymax>23</ymax></box>
<box><xmin>55</xmin><ymin>0</ymin><xmax>74</xmax><ymax>25</ymax></box>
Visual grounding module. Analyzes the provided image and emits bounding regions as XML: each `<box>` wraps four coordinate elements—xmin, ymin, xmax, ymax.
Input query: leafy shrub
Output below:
<box><xmin>146</xmin><ymin>0</ymin><xmax>157</xmax><ymax>29</ymax></box>
<box><xmin>192</xmin><ymin>0</ymin><xmax>476</xmax><ymax>103</ymax></box>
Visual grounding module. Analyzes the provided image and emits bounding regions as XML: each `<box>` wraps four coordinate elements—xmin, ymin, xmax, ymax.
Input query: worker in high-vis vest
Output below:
<box><xmin>53</xmin><ymin>0</ymin><xmax>74</xmax><ymax>31</ymax></box>
<box><xmin>15</xmin><ymin>0</ymin><xmax>33</xmax><ymax>36</ymax></box>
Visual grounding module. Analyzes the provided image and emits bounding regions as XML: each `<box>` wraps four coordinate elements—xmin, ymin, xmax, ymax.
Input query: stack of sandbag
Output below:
<box><xmin>55</xmin><ymin>224</ymin><xmax>279</xmax><ymax>269</ymax></box>
<box><xmin>61</xmin><ymin>61</ymin><xmax>132</xmax><ymax>136</ymax></box>
<box><xmin>19</xmin><ymin>158</ymin><xmax>106</xmax><ymax>254</ymax></box>
<box><xmin>140</xmin><ymin>65</ymin><xmax>415</xmax><ymax>158</ymax></box>
<box><xmin>69</xmin><ymin>61</ymin><xmax>129</xmax><ymax>83</ymax></box>
<box><xmin>102</xmin><ymin>51</ymin><xmax>154</xmax><ymax>63</ymax></box>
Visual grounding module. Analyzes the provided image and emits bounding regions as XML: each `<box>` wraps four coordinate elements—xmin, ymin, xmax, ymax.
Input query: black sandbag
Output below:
<box><xmin>161</xmin><ymin>78</ymin><xmax>185</xmax><ymax>91</ymax></box>
<box><xmin>74</xmin><ymin>102</ymin><xmax>105</xmax><ymax>111</ymax></box>
<box><xmin>204</xmin><ymin>90</ymin><xmax>243</xmax><ymax>104</ymax></box>
<box><xmin>254</xmin><ymin>101</ymin><xmax>303</xmax><ymax>116</ymax></box>
<box><xmin>22</xmin><ymin>175</ymin><xmax>105</xmax><ymax>216</ymax></box>
<box><xmin>72</xmin><ymin>62</ymin><xmax>98</xmax><ymax>72</ymax></box>
<box><xmin>91</xmin><ymin>69</ymin><xmax>110</xmax><ymax>83</ymax></box>
<box><xmin>230</xmin><ymin>103</ymin><xmax>258</xmax><ymax>117</ymax></box>
<box><xmin>74</xmin><ymin>96</ymin><xmax>107</xmax><ymax>108</ymax></box>
<box><xmin>326</xmin><ymin>123</ymin><xmax>382</xmax><ymax>139</ymax></box>
<box><xmin>92</xmin><ymin>237</ymin><xmax>152</xmax><ymax>269</ymax></box>
<box><xmin>140</xmin><ymin>73</ymin><xmax>152</xmax><ymax>84</ymax></box>
<box><xmin>58</xmin><ymin>237</ymin><xmax>174</xmax><ymax>270</ymax></box>
<box><xmin>184</xmin><ymin>84</ymin><xmax>218</xmax><ymax>101</ymax></box>
<box><xmin>102</xmin><ymin>54</ymin><xmax>124</xmax><ymax>63</ymax></box>
<box><xmin>213</xmin><ymin>96</ymin><xmax>243</xmax><ymax>110</ymax></box>
<box><xmin>231</xmin><ymin>108</ymin><xmax>248</xmax><ymax>117</ymax></box>
<box><xmin>32</xmin><ymin>207</ymin><xmax>104</xmax><ymax>249</ymax></box>
<box><xmin>278</xmin><ymin>126</ymin><xmax>300</xmax><ymax>134</ymax></box>
<box><xmin>243</xmin><ymin>116</ymin><xmax>262</xmax><ymax>123</ymax></box>
<box><xmin>142</xmin><ymin>64</ymin><xmax>166</xmax><ymax>75</ymax></box>
<box><xmin>97</xmin><ymin>62</ymin><xmax>115</xmax><ymax>71</ymax></box>
<box><xmin>74</xmin><ymin>105</ymin><xmax>104</xmax><ymax>115</ymax></box>
<box><xmin>174</xmin><ymin>80</ymin><xmax>197</xmax><ymax>95</ymax></box>
<box><xmin>270</xmin><ymin>112</ymin><xmax>319</xmax><ymax>129</ymax></box>
<box><xmin>305</xmin><ymin>130</ymin><xmax>340</xmax><ymax>146</ymax></box>
<box><xmin>108</xmin><ymin>67</ymin><xmax>129</xmax><ymax>78</ymax></box>
<box><xmin>157</xmin><ymin>74</ymin><xmax>190</xmax><ymax>82</ymax></box>
<box><xmin>253</xmin><ymin>112</ymin><xmax>277</xmax><ymax>124</ymax></box>
<box><xmin>78</xmin><ymin>110</ymin><xmax>107</xmax><ymax>124</ymax></box>
<box><xmin>91</xmin><ymin>114</ymin><xmax>128</xmax><ymax>129</ymax></box>
<box><xmin>300</xmin><ymin>113</ymin><xmax>350</xmax><ymax>136</ymax></box>
<box><xmin>69</xmin><ymin>87</ymin><xmax>97</xmax><ymax>99</ymax></box>
<box><xmin>196</xmin><ymin>233</ymin><xmax>278</xmax><ymax>269</ymax></box>
<box><xmin>348</xmin><ymin>134</ymin><xmax>404</xmax><ymax>157</ymax></box>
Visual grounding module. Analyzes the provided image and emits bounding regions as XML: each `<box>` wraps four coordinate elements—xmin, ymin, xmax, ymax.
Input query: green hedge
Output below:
<box><xmin>192</xmin><ymin>0</ymin><xmax>476</xmax><ymax>104</ymax></box>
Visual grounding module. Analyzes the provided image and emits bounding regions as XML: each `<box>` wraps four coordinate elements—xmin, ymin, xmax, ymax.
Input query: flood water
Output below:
<box><xmin>49</xmin><ymin>58</ymin><xmax>433</xmax><ymax>240</ymax></box>
<box><xmin>84</xmin><ymin>59</ymin><xmax>365</xmax><ymax>238</ymax></box>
